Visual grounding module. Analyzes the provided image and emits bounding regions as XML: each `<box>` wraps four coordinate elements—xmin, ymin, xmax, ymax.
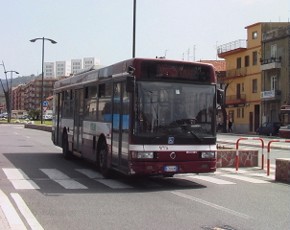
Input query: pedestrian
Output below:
<box><xmin>228</xmin><ymin>118</ymin><xmax>233</xmax><ymax>132</ymax></box>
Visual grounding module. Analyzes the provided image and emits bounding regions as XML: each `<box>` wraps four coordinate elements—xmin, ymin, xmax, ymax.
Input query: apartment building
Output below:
<box><xmin>261</xmin><ymin>24</ymin><xmax>290</xmax><ymax>123</ymax></box>
<box><xmin>71</xmin><ymin>59</ymin><xmax>82</xmax><ymax>74</ymax></box>
<box><xmin>12</xmin><ymin>84</ymin><xmax>26</xmax><ymax>110</ymax></box>
<box><xmin>56</xmin><ymin>61</ymin><xmax>71</xmax><ymax>77</ymax></box>
<box><xmin>44</xmin><ymin>62</ymin><xmax>55</xmax><ymax>77</ymax></box>
<box><xmin>23</xmin><ymin>77</ymin><xmax>57</xmax><ymax>111</ymax></box>
<box><xmin>218</xmin><ymin>22</ymin><xmax>289</xmax><ymax>133</ymax></box>
<box><xmin>83</xmin><ymin>57</ymin><xmax>100</xmax><ymax>69</ymax></box>
<box><xmin>44</xmin><ymin>57</ymin><xmax>101</xmax><ymax>77</ymax></box>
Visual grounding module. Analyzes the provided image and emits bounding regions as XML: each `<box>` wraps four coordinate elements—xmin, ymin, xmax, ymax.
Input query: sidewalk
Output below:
<box><xmin>217</xmin><ymin>133</ymin><xmax>290</xmax><ymax>150</ymax></box>
<box><xmin>0</xmin><ymin>208</ymin><xmax>10</xmax><ymax>230</ymax></box>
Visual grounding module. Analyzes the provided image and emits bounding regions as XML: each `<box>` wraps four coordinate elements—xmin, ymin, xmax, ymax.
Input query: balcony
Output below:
<box><xmin>226</xmin><ymin>67</ymin><xmax>247</xmax><ymax>78</ymax></box>
<box><xmin>260</xmin><ymin>57</ymin><xmax>282</xmax><ymax>71</ymax></box>
<box><xmin>226</xmin><ymin>94</ymin><xmax>246</xmax><ymax>107</ymax></box>
<box><xmin>260</xmin><ymin>90</ymin><xmax>281</xmax><ymax>101</ymax></box>
<box><xmin>217</xmin><ymin>39</ymin><xmax>247</xmax><ymax>58</ymax></box>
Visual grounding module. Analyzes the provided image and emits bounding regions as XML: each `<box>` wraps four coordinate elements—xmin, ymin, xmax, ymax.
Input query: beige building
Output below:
<box><xmin>218</xmin><ymin>22</ymin><xmax>289</xmax><ymax>133</ymax></box>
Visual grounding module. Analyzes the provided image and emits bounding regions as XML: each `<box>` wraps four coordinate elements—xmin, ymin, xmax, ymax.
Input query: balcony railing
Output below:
<box><xmin>260</xmin><ymin>57</ymin><xmax>282</xmax><ymax>71</ymax></box>
<box><xmin>217</xmin><ymin>39</ymin><xmax>247</xmax><ymax>58</ymax></box>
<box><xmin>226</xmin><ymin>67</ymin><xmax>247</xmax><ymax>78</ymax></box>
<box><xmin>226</xmin><ymin>94</ymin><xmax>246</xmax><ymax>106</ymax></box>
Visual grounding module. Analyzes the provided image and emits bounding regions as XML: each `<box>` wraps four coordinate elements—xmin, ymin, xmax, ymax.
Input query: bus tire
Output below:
<box><xmin>98</xmin><ymin>141</ymin><xmax>110</xmax><ymax>178</ymax></box>
<box><xmin>62</xmin><ymin>132</ymin><xmax>71</xmax><ymax>160</ymax></box>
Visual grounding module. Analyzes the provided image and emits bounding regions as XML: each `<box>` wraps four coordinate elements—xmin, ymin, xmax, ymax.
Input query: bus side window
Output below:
<box><xmin>98</xmin><ymin>83</ymin><xmax>112</xmax><ymax>122</ymax></box>
<box><xmin>84</xmin><ymin>86</ymin><xmax>98</xmax><ymax>120</ymax></box>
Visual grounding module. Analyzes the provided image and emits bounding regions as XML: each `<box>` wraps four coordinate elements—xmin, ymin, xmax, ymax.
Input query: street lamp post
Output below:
<box><xmin>132</xmin><ymin>0</ymin><xmax>136</xmax><ymax>58</ymax></box>
<box><xmin>30</xmin><ymin>37</ymin><xmax>57</xmax><ymax>124</ymax></box>
<box><xmin>4</xmin><ymin>70</ymin><xmax>19</xmax><ymax>123</ymax></box>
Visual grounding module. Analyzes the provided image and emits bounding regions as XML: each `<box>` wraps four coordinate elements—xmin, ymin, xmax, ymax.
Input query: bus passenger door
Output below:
<box><xmin>73</xmin><ymin>89</ymin><xmax>83</xmax><ymax>153</ymax></box>
<box><xmin>111</xmin><ymin>82</ymin><xmax>129</xmax><ymax>171</ymax></box>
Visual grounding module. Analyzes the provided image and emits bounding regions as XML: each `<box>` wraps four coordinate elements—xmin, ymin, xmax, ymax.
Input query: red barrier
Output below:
<box><xmin>267</xmin><ymin>139</ymin><xmax>290</xmax><ymax>176</ymax></box>
<box><xmin>235</xmin><ymin>137</ymin><xmax>264</xmax><ymax>172</ymax></box>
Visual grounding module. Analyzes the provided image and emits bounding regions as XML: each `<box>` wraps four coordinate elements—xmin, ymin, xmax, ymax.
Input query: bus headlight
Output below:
<box><xmin>132</xmin><ymin>151</ymin><xmax>154</xmax><ymax>159</ymax></box>
<box><xmin>201</xmin><ymin>151</ymin><xmax>215</xmax><ymax>159</ymax></box>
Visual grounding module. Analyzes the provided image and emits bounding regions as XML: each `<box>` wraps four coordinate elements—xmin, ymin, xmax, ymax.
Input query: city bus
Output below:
<box><xmin>52</xmin><ymin>58</ymin><xmax>223</xmax><ymax>177</ymax></box>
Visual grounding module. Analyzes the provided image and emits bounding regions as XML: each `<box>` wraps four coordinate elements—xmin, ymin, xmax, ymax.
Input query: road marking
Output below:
<box><xmin>221</xmin><ymin>174</ymin><xmax>270</xmax><ymax>184</ymax></box>
<box><xmin>97</xmin><ymin>179</ymin><xmax>133</xmax><ymax>189</ymax></box>
<box><xmin>75</xmin><ymin>169</ymin><xmax>103</xmax><ymax>179</ymax></box>
<box><xmin>0</xmin><ymin>189</ymin><xmax>27</xmax><ymax>229</ymax></box>
<box><xmin>186</xmin><ymin>175</ymin><xmax>236</xmax><ymax>185</ymax></box>
<box><xmin>40</xmin><ymin>169</ymin><xmax>87</xmax><ymax>189</ymax></box>
<box><xmin>3</xmin><ymin>168</ymin><xmax>40</xmax><ymax>190</ymax></box>
<box><xmin>11</xmin><ymin>193</ymin><xmax>44</xmax><ymax>230</ymax></box>
<box><xmin>171</xmin><ymin>191</ymin><xmax>250</xmax><ymax>219</ymax></box>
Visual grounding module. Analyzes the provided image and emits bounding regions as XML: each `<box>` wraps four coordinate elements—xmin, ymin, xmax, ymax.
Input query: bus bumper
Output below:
<box><xmin>129</xmin><ymin>160</ymin><xmax>216</xmax><ymax>176</ymax></box>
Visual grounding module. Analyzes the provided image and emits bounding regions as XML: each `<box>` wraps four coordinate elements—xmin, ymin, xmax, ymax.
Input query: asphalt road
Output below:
<box><xmin>0</xmin><ymin>124</ymin><xmax>289</xmax><ymax>230</ymax></box>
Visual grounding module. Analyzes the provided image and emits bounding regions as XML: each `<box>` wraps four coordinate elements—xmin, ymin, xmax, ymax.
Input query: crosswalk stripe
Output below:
<box><xmin>221</xmin><ymin>174</ymin><xmax>271</xmax><ymax>184</ymax></box>
<box><xmin>40</xmin><ymin>169</ymin><xmax>88</xmax><ymax>189</ymax></box>
<box><xmin>3</xmin><ymin>168</ymin><xmax>40</xmax><ymax>190</ymax></box>
<box><xmin>97</xmin><ymin>179</ymin><xmax>133</xmax><ymax>189</ymax></box>
<box><xmin>186</xmin><ymin>175</ymin><xmax>236</xmax><ymax>185</ymax></box>
<box><xmin>75</xmin><ymin>169</ymin><xmax>103</xmax><ymax>179</ymax></box>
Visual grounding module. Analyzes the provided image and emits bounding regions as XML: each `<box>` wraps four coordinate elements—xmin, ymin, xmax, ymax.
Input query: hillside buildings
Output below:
<box><xmin>44</xmin><ymin>57</ymin><xmax>101</xmax><ymax>77</ymax></box>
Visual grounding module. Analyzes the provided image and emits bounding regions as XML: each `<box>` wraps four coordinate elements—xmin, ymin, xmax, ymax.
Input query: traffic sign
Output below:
<box><xmin>43</xmin><ymin>101</ymin><xmax>49</xmax><ymax>107</ymax></box>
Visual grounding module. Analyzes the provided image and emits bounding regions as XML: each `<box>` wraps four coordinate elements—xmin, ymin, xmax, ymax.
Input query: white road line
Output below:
<box><xmin>218</xmin><ymin>168</ymin><xmax>248</xmax><ymax>174</ymax></box>
<box><xmin>11</xmin><ymin>193</ymin><xmax>44</xmax><ymax>230</ymax></box>
<box><xmin>3</xmin><ymin>168</ymin><xmax>40</xmax><ymax>190</ymax></box>
<box><xmin>0</xmin><ymin>189</ymin><xmax>27</xmax><ymax>230</ymax></box>
<box><xmin>97</xmin><ymin>179</ymin><xmax>133</xmax><ymax>189</ymax></box>
<box><xmin>221</xmin><ymin>174</ymin><xmax>271</xmax><ymax>184</ymax></box>
<box><xmin>248</xmin><ymin>173</ymin><xmax>275</xmax><ymax>180</ymax></box>
<box><xmin>75</xmin><ymin>169</ymin><xmax>103</xmax><ymax>179</ymax></box>
<box><xmin>186</xmin><ymin>175</ymin><xmax>236</xmax><ymax>185</ymax></box>
<box><xmin>40</xmin><ymin>169</ymin><xmax>87</xmax><ymax>189</ymax></box>
<box><xmin>171</xmin><ymin>191</ymin><xmax>250</xmax><ymax>219</ymax></box>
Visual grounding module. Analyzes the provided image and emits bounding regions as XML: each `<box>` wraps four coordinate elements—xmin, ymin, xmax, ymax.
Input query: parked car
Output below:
<box><xmin>256</xmin><ymin>122</ymin><xmax>280</xmax><ymax>136</ymax></box>
<box><xmin>279</xmin><ymin>125</ymin><xmax>290</xmax><ymax>138</ymax></box>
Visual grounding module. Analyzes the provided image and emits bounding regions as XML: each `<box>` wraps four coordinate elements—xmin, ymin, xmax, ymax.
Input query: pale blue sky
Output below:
<box><xmin>1</xmin><ymin>0</ymin><xmax>289</xmax><ymax>76</ymax></box>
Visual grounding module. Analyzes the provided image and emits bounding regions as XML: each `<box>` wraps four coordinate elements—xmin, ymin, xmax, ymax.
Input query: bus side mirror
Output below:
<box><xmin>217</xmin><ymin>88</ymin><xmax>224</xmax><ymax>106</ymax></box>
<box><xmin>126</xmin><ymin>76</ymin><xmax>134</xmax><ymax>92</ymax></box>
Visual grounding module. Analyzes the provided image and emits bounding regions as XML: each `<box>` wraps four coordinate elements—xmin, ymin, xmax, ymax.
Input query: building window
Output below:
<box><xmin>237</xmin><ymin>108</ymin><xmax>244</xmax><ymax>118</ymax></box>
<box><xmin>252</xmin><ymin>31</ymin><xmax>258</xmax><ymax>39</ymax></box>
<box><xmin>245</xmin><ymin>55</ymin><xmax>250</xmax><ymax>67</ymax></box>
<box><xmin>252</xmin><ymin>51</ymin><xmax>258</xmax><ymax>65</ymax></box>
<box><xmin>271</xmin><ymin>75</ymin><xmax>277</xmax><ymax>90</ymax></box>
<box><xmin>252</xmin><ymin>79</ymin><xmax>258</xmax><ymax>93</ymax></box>
<box><xmin>271</xmin><ymin>44</ymin><xmax>277</xmax><ymax>58</ymax></box>
<box><xmin>236</xmin><ymin>57</ymin><xmax>242</xmax><ymax>69</ymax></box>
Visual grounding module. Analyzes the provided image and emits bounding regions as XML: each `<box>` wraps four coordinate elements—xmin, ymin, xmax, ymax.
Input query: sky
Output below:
<box><xmin>0</xmin><ymin>0</ymin><xmax>289</xmax><ymax>77</ymax></box>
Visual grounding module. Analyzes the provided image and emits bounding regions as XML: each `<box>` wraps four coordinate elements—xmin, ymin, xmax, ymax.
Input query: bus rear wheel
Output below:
<box><xmin>98</xmin><ymin>142</ymin><xmax>110</xmax><ymax>178</ymax></box>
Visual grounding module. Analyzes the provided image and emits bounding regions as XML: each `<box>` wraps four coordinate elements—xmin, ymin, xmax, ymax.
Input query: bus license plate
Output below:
<box><xmin>164</xmin><ymin>165</ymin><xmax>178</xmax><ymax>172</ymax></box>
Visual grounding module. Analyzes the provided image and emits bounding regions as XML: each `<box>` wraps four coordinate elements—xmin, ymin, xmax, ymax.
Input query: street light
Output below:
<box><xmin>4</xmin><ymin>70</ymin><xmax>19</xmax><ymax>123</ymax></box>
<box><xmin>30</xmin><ymin>37</ymin><xmax>57</xmax><ymax>124</ymax></box>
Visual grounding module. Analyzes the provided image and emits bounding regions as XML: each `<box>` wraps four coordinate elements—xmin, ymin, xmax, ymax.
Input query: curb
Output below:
<box><xmin>24</xmin><ymin>124</ymin><xmax>52</xmax><ymax>132</ymax></box>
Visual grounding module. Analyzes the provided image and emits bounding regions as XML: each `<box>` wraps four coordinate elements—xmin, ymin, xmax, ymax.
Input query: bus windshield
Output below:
<box><xmin>134</xmin><ymin>81</ymin><xmax>215</xmax><ymax>139</ymax></box>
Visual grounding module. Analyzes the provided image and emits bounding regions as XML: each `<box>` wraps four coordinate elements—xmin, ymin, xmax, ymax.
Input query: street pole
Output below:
<box><xmin>132</xmin><ymin>0</ymin><xmax>136</xmax><ymax>58</ymax></box>
<box><xmin>41</xmin><ymin>37</ymin><xmax>45</xmax><ymax>124</ymax></box>
<box><xmin>30</xmin><ymin>37</ymin><xmax>57</xmax><ymax>124</ymax></box>
<box><xmin>4</xmin><ymin>70</ymin><xmax>19</xmax><ymax>123</ymax></box>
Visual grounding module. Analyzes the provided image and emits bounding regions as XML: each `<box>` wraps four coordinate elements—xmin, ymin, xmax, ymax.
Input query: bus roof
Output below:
<box><xmin>54</xmin><ymin>58</ymin><xmax>216</xmax><ymax>91</ymax></box>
